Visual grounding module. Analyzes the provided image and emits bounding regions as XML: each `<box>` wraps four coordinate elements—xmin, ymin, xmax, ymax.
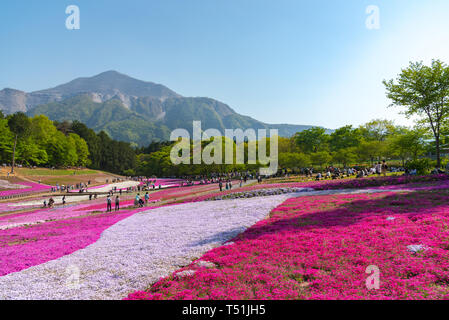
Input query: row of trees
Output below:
<box><xmin>130</xmin><ymin>119</ymin><xmax>435</xmax><ymax>178</ymax></box>
<box><xmin>0</xmin><ymin>112</ymin><xmax>90</xmax><ymax>171</ymax></box>
<box><xmin>278</xmin><ymin>59</ymin><xmax>449</xmax><ymax>171</ymax></box>
<box><xmin>133</xmin><ymin>59</ymin><xmax>449</xmax><ymax>176</ymax></box>
<box><xmin>0</xmin><ymin>112</ymin><xmax>136</xmax><ymax>175</ymax></box>
<box><xmin>133</xmin><ymin>138</ymin><xmax>262</xmax><ymax>177</ymax></box>
<box><xmin>69</xmin><ymin>121</ymin><xmax>136</xmax><ymax>174</ymax></box>
<box><xmin>277</xmin><ymin>120</ymin><xmax>431</xmax><ymax>169</ymax></box>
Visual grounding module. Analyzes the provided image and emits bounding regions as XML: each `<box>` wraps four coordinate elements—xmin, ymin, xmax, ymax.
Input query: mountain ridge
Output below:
<box><xmin>0</xmin><ymin>71</ymin><xmax>331</xmax><ymax>146</ymax></box>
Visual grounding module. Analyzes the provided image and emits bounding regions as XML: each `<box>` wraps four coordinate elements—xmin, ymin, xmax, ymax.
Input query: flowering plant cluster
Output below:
<box><xmin>0</xmin><ymin>198</ymin><xmax>138</xmax><ymax>230</ymax></box>
<box><xmin>0</xmin><ymin>181</ymin><xmax>51</xmax><ymax>197</ymax></box>
<box><xmin>187</xmin><ymin>174</ymin><xmax>449</xmax><ymax>202</ymax></box>
<box><xmin>0</xmin><ymin>202</ymin><xmax>164</xmax><ymax>276</ymax></box>
<box><xmin>260</xmin><ymin>174</ymin><xmax>449</xmax><ymax>191</ymax></box>
<box><xmin>127</xmin><ymin>188</ymin><xmax>449</xmax><ymax>300</ymax></box>
<box><xmin>206</xmin><ymin>188</ymin><xmax>313</xmax><ymax>201</ymax></box>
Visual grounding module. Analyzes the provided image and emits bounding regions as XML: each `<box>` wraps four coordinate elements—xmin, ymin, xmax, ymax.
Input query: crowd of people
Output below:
<box><xmin>298</xmin><ymin>161</ymin><xmax>392</xmax><ymax>181</ymax></box>
<box><xmin>49</xmin><ymin>178</ymin><xmax>124</xmax><ymax>193</ymax></box>
<box><xmin>36</xmin><ymin>160</ymin><xmax>449</xmax><ymax>212</ymax></box>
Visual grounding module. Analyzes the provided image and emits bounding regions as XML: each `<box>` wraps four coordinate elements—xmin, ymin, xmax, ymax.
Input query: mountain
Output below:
<box><xmin>1</xmin><ymin>71</ymin><xmax>329</xmax><ymax>146</ymax></box>
<box><xmin>0</xmin><ymin>71</ymin><xmax>179</xmax><ymax>113</ymax></box>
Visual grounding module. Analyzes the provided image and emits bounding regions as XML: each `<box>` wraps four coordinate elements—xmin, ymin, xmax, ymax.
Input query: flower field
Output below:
<box><xmin>1</xmin><ymin>174</ymin><xmax>449</xmax><ymax>300</ymax></box>
<box><xmin>0</xmin><ymin>180</ymin><xmax>51</xmax><ymax>198</ymax></box>
<box><xmin>256</xmin><ymin>174</ymin><xmax>449</xmax><ymax>191</ymax></box>
<box><xmin>0</xmin><ymin>195</ymin><xmax>289</xmax><ymax>299</ymax></box>
<box><xmin>127</xmin><ymin>186</ymin><xmax>449</xmax><ymax>300</ymax></box>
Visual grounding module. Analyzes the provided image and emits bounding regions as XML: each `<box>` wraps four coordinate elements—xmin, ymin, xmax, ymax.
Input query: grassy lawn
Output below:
<box><xmin>264</xmin><ymin>172</ymin><xmax>405</xmax><ymax>184</ymax></box>
<box><xmin>10</xmin><ymin>168</ymin><xmax>123</xmax><ymax>186</ymax></box>
<box><xmin>16</xmin><ymin>168</ymin><xmax>99</xmax><ymax>176</ymax></box>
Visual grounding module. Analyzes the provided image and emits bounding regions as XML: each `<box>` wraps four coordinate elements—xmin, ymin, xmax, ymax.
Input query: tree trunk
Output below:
<box><xmin>11</xmin><ymin>134</ymin><xmax>17</xmax><ymax>174</ymax></box>
<box><xmin>436</xmin><ymin>135</ymin><xmax>441</xmax><ymax>168</ymax></box>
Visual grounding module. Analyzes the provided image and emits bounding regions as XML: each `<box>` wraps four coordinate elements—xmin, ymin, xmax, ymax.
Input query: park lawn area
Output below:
<box><xmin>14</xmin><ymin>168</ymin><xmax>122</xmax><ymax>186</ymax></box>
<box><xmin>16</xmin><ymin>168</ymin><xmax>99</xmax><ymax>176</ymax></box>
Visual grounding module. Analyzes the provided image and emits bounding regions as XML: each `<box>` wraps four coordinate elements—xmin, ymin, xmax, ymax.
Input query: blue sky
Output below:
<box><xmin>1</xmin><ymin>0</ymin><xmax>449</xmax><ymax>129</ymax></box>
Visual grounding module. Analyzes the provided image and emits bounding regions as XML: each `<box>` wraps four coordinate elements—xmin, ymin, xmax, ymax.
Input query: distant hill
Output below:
<box><xmin>0</xmin><ymin>71</ymin><xmax>179</xmax><ymax>113</ymax></box>
<box><xmin>1</xmin><ymin>71</ymin><xmax>330</xmax><ymax>146</ymax></box>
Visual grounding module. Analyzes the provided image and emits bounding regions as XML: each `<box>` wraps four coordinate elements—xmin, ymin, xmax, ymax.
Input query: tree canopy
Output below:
<box><xmin>384</xmin><ymin>59</ymin><xmax>449</xmax><ymax>167</ymax></box>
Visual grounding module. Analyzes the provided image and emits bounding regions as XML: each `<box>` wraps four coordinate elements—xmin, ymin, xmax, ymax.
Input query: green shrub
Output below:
<box><xmin>405</xmin><ymin>158</ymin><xmax>432</xmax><ymax>175</ymax></box>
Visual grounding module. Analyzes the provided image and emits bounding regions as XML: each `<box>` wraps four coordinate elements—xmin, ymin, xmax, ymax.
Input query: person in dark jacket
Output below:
<box><xmin>106</xmin><ymin>195</ymin><xmax>112</xmax><ymax>212</ymax></box>
<box><xmin>115</xmin><ymin>196</ymin><xmax>120</xmax><ymax>211</ymax></box>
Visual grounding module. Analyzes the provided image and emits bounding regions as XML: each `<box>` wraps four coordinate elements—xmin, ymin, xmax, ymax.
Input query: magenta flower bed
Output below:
<box><xmin>187</xmin><ymin>175</ymin><xmax>449</xmax><ymax>202</ymax></box>
<box><xmin>0</xmin><ymin>200</ymin><xmax>136</xmax><ymax>230</ymax></box>
<box><xmin>0</xmin><ymin>208</ymin><xmax>149</xmax><ymax>276</ymax></box>
<box><xmin>257</xmin><ymin>174</ymin><xmax>449</xmax><ymax>191</ymax></box>
<box><xmin>0</xmin><ymin>185</ymin><xmax>216</xmax><ymax>230</ymax></box>
<box><xmin>127</xmin><ymin>189</ymin><xmax>449</xmax><ymax>300</ymax></box>
<box><xmin>0</xmin><ymin>181</ymin><xmax>51</xmax><ymax>197</ymax></box>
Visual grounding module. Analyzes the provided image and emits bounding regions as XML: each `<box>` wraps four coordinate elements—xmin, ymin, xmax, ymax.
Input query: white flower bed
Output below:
<box><xmin>86</xmin><ymin>181</ymin><xmax>140</xmax><ymax>193</ymax></box>
<box><xmin>0</xmin><ymin>195</ymin><xmax>291</xmax><ymax>300</ymax></box>
<box><xmin>208</xmin><ymin>187</ymin><xmax>406</xmax><ymax>201</ymax></box>
<box><xmin>0</xmin><ymin>180</ymin><xmax>28</xmax><ymax>190</ymax></box>
<box><xmin>207</xmin><ymin>187</ymin><xmax>314</xmax><ymax>200</ymax></box>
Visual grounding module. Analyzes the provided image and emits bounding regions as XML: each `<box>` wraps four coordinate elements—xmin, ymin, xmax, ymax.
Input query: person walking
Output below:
<box><xmin>106</xmin><ymin>195</ymin><xmax>112</xmax><ymax>212</ymax></box>
<box><xmin>48</xmin><ymin>197</ymin><xmax>54</xmax><ymax>208</ymax></box>
<box><xmin>134</xmin><ymin>194</ymin><xmax>140</xmax><ymax>206</ymax></box>
<box><xmin>219</xmin><ymin>180</ymin><xmax>223</xmax><ymax>192</ymax></box>
<box><xmin>144</xmin><ymin>192</ymin><xmax>150</xmax><ymax>205</ymax></box>
<box><xmin>62</xmin><ymin>195</ymin><xmax>66</xmax><ymax>206</ymax></box>
<box><xmin>115</xmin><ymin>196</ymin><xmax>120</xmax><ymax>211</ymax></box>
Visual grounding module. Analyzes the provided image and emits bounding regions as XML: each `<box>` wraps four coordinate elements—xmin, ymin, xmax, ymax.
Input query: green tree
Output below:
<box><xmin>71</xmin><ymin>121</ymin><xmax>102</xmax><ymax>168</ymax></box>
<box><xmin>69</xmin><ymin>133</ymin><xmax>90</xmax><ymax>166</ymax></box>
<box><xmin>294</xmin><ymin>127</ymin><xmax>329</xmax><ymax>153</ymax></box>
<box><xmin>279</xmin><ymin>152</ymin><xmax>311</xmax><ymax>170</ymax></box>
<box><xmin>311</xmin><ymin>151</ymin><xmax>331</xmax><ymax>169</ymax></box>
<box><xmin>357</xmin><ymin>140</ymin><xmax>386</xmax><ymax>165</ymax></box>
<box><xmin>387</xmin><ymin>128</ymin><xmax>427</xmax><ymax>166</ymax></box>
<box><xmin>278</xmin><ymin>136</ymin><xmax>300</xmax><ymax>153</ymax></box>
<box><xmin>0</xmin><ymin>117</ymin><xmax>13</xmax><ymax>163</ymax></box>
<box><xmin>384</xmin><ymin>59</ymin><xmax>449</xmax><ymax>167</ymax></box>
<box><xmin>332</xmin><ymin>148</ymin><xmax>357</xmax><ymax>167</ymax></box>
<box><xmin>359</xmin><ymin>119</ymin><xmax>397</xmax><ymax>142</ymax></box>
<box><xmin>329</xmin><ymin>125</ymin><xmax>362</xmax><ymax>151</ymax></box>
<box><xmin>7</xmin><ymin>112</ymin><xmax>31</xmax><ymax>173</ymax></box>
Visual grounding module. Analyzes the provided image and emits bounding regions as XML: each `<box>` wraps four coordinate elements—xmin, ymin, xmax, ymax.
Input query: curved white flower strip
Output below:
<box><xmin>10</xmin><ymin>181</ymin><xmax>141</xmax><ymax>207</ymax></box>
<box><xmin>0</xmin><ymin>195</ymin><xmax>291</xmax><ymax>300</ymax></box>
<box><xmin>0</xmin><ymin>180</ymin><xmax>28</xmax><ymax>190</ymax></box>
